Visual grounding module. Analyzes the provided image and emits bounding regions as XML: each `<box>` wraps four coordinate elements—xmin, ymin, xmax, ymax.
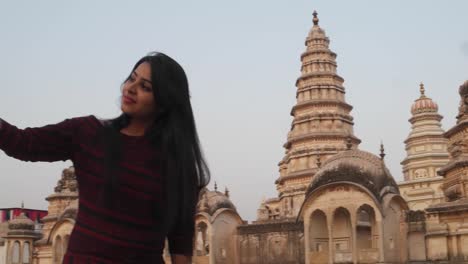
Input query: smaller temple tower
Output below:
<box><xmin>424</xmin><ymin>80</ymin><xmax>468</xmax><ymax>262</ymax></box>
<box><xmin>398</xmin><ymin>83</ymin><xmax>449</xmax><ymax>210</ymax></box>
<box><xmin>3</xmin><ymin>209</ymin><xmax>40</xmax><ymax>264</ymax></box>
<box><xmin>184</xmin><ymin>185</ymin><xmax>242</xmax><ymax>264</ymax></box>
<box><xmin>34</xmin><ymin>167</ymin><xmax>78</xmax><ymax>263</ymax></box>
<box><xmin>438</xmin><ymin>80</ymin><xmax>468</xmax><ymax>200</ymax></box>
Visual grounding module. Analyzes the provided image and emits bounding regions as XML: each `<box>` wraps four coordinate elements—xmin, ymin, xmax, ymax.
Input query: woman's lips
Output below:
<box><xmin>123</xmin><ymin>95</ymin><xmax>136</xmax><ymax>104</ymax></box>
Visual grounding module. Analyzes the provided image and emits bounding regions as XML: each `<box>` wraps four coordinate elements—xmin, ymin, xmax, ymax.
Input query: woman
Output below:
<box><xmin>0</xmin><ymin>52</ymin><xmax>210</xmax><ymax>263</ymax></box>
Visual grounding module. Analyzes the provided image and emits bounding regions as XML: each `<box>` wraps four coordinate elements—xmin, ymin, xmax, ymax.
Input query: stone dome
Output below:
<box><xmin>411</xmin><ymin>83</ymin><xmax>438</xmax><ymax>115</ymax></box>
<box><xmin>307</xmin><ymin>11</ymin><xmax>328</xmax><ymax>41</ymax></box>
<box><xmin>8</xmin><ymin>212</ymin><xmax>35</xmax><ymax>231</ymax></box>
<box><xmin>196</xmin><ymin>188</ymin><xmax>236</xmax><ymax>216</ymax></box>
<box><xmin>411</xmin><ymin>97</ymin><xmax>438</xmax><ymax>115</ymax></box>
<box><xmin>307</xmin><ymin>149</ymin><xmax>399</xmax><ymax>201</ymax></box>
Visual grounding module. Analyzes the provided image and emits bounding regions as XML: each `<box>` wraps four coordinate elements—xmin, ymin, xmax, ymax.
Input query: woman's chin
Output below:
<box><xmin>121</xmin><ymin>105</ymin><xmax>134</xmax><ymax>115</ymax></box>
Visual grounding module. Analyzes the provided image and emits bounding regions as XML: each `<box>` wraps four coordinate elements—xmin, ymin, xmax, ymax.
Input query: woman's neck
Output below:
<box><xmin>120</xmin><ymin>118</ymin><xmax>151</xmax><ymax>136</ymax></box>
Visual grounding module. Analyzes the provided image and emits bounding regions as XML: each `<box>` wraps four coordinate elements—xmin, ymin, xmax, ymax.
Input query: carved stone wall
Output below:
<box><xmin>237</xmin><ymin>221</ymin><xmax>304</xmax><ymax>264</ymax></box>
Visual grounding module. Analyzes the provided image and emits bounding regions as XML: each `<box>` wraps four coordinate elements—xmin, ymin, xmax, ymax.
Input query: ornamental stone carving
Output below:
<box><xmin>456</xmin><ymin>81</ymin><xmax>468</xmax><ymax>123</ymax></box>
<box><xmin>54</xmin><ymin>167</ymin><xmax>78</xmax><ymax>193</ymax></box>
<box><xmin>413</xmin><ymin>169</ymin><xmax>428</xmax><ymax>179</ymax></box>
<box><xmin>447</xmin><ymin>138</ymin><xmax>468</xmax><ymax>158</ymax></box>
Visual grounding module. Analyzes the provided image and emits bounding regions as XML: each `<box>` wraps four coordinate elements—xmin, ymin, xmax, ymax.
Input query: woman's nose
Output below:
<box><xmin>126</xmin><ymin>83</ymin><xmax>137</xmax><ymax>94</ymax></box>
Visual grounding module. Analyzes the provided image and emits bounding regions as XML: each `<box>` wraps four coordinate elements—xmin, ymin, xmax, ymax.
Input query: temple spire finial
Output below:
<box><xmin>420</xmin><ymin>82</ymin><xmax>426</xmax><ymax>98</ymax></box>
<box><xmin>380</xmin><ymin>140</ymin><xmax>386</xmax><ymax>160</ymax></box>
<box><xmin>20</xmin><ymin>201</ymin><xmax>25</xmax><ymax>215</ymax></box>
<box><xmin>214</xmin><ymin>181</ymin><xmax>218</xmax><ymax>191</ymax></box>
<box><xmin>225</xmin><ymin>187</ymin><xmax>230</xmax><ymax>198</ymax></box>
<box><xmin>313</xmin><ymin>10</ymin><xmax>319</xmax><ymax>26</ymax></box>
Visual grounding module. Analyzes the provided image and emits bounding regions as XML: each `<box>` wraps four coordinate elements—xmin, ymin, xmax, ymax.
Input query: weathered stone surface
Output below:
<box><xmin>238</xmin><ymin>220</ymin><xmax>304</xmax><ymax>264</ymax></box>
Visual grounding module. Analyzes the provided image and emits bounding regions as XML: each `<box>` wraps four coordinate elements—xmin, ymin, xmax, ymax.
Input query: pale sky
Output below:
<box><xmin>0</xmin><ymin>1</ymin><xmax>467</xmax><ymax>221</ymax></box>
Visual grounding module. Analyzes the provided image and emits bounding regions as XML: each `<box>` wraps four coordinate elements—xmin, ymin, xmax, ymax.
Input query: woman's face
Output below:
<box><xmin>121</xmin><ymin>62</ymin><xmax>156</xmax><ymax>121</ymax></box>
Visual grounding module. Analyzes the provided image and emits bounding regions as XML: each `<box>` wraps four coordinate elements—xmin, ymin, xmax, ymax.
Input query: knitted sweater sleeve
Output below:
<box><xmin>0</xmin><ymin>117</ymin><xmax>84</xmax><ymax>162</ymax></box>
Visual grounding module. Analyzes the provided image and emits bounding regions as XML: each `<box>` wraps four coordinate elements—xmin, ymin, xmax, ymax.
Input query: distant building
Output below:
<box><xmin>0</xmin><ymin>208</ymin><xmax>47</xmax><ymax>225</ymax></box>
<box><xmin>0</xmin><ymin>207</ymin><xmax>46</xmax><ymax>264</ymax></box>
<box><xmin>0</xmin><ymin>167</ymin><xmax>78</xmax><ymax>264</ymax></box>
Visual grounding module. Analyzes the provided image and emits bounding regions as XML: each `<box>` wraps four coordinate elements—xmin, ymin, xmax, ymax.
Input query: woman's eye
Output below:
<box><xmin>142</xmin><ymin>85</ymin><xmax>152</xmax><ymax>92</ymax></box>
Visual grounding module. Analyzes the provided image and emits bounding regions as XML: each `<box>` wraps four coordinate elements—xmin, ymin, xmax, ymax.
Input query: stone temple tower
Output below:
<box><xmin>398</xmin><ymin>83</ymin><xmax>449</xmax><ymax>210</ymax></box>
<box><xmin>438</xmin><ymin>80</ymin><xmax>468</xmax><ymax>200</ymax></box>
<box><xmin>424</xmin><ymin>80</ymin><xmax>468</xmax><ymax>261</ymax></box>
<box><xmin>267</xmin><ymin>11</ymin><xmax>361</xmax><ymax>219</ymax></box>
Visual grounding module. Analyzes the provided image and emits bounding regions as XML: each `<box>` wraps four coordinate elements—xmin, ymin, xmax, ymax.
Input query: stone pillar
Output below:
<box><xmin>209</xmin><ymin>226</ymin><xmax>215</xmax><ymax>264</ymax></box>
<box><xmin>304</xmin><ymin>211</ymin><xmax>310</xmax><ymax>264</ymax></box>
<box><xmin>350</xmin><ymin>209</ymin><xmax>357</xmax><ymax>264</ymax></box>
<box><xmin>327</xmin><ymin>210</ymin><xmax>333</xmax><ymax>264</ymax></box>
<box><xmin>448</xmin><ymin>234</ymin><xmax>457</xmax><ymax>260</ymax></box>
<box><xmin>377</xmin><ymin>220</ymin><xmax>385</xmax><ymax>263</ymax></box>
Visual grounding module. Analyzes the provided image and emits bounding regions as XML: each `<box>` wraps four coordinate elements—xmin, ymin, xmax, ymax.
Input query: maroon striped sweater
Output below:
<box><xmin>0</xmin><ymin>115</ymin><xmax>193</xmax><ymax>263</ymax></box>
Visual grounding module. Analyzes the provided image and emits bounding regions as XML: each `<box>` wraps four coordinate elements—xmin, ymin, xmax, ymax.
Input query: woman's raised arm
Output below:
<box><xmin>0</xmin><ymin>117</ymin><xmax>85</xmax><ymax>162</ymax></box>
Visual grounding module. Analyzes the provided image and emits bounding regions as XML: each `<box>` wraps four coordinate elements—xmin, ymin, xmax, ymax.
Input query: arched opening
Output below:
<box><xmin>12</xmin><ymin>241</ymin><xmax>20</xmax><ymax>264</ymax></box>
<box><xmin>54</xmin><ymin>236</ymin><xmax>63</xmax><ymax>264</ymax></box>
<box><xmin>309</xmin><ymin>209</ymin><xmax>328</xmax><ymax>263</ymax></box>
<box><xmin>356</xmin><ymin>204</ymin><xmax>379</xmax><ymax>263</ymax></box>
<box><xmin>23</xmin><ymin>242</ymin><xmax>31</xmax><ymax>264</ymax></box>
<box><xmin>332</xmin><ymin>207</ymin><xmax>353</xmax><ymax>263</ymax></box>
<box><xmin>383</xmin><ymin>196</ymin><xmax>408</xmax><ymax>263</ymax></box>
<box><xmin>195</xmin><ymin>222</ymin><xmax>209</xmax><ymax>256</ymax></box>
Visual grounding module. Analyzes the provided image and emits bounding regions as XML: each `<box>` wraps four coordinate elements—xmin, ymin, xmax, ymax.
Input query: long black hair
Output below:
<box><xmin>102</xmin><ymin>52</ymin><xmax>210</xmax><ymax>235</ymax></box>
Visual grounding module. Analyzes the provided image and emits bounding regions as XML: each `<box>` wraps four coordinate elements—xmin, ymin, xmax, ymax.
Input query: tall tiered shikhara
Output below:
<box><xmin>258</xmin><ymin>11</ymin><xmax>360</xmax><ymax>220</ymax></box>
<box><xmin>398</xmin><ymin>83</ymin><xmax>449</xmax><ymax>210</ymax></box>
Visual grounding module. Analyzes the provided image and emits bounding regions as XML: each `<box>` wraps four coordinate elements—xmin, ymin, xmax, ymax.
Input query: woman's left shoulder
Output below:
<box><xmin>78</xmin><ymin>115</ymin><xmax>110</xmax><ymax>129</ymax></box>
<box><xmin>66</xmin><ymin>115</ymin><xmax>105</xmax><ymax>139</ymax></box>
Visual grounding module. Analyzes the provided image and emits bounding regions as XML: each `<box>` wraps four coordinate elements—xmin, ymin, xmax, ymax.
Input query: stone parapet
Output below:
<box><xmin>425</xmin><ymin>222</ymin><xmax>449</xmax><ymax>237</ymax></box>
<box><xmin>238</xmin><ymin>219</ymin><xmax>303</xmax><ymax>235</ymax></box>
<box><xmin>426</xmin><ymin>198</ymin><xmax>468</xmax><ymax>213</ymax></box>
